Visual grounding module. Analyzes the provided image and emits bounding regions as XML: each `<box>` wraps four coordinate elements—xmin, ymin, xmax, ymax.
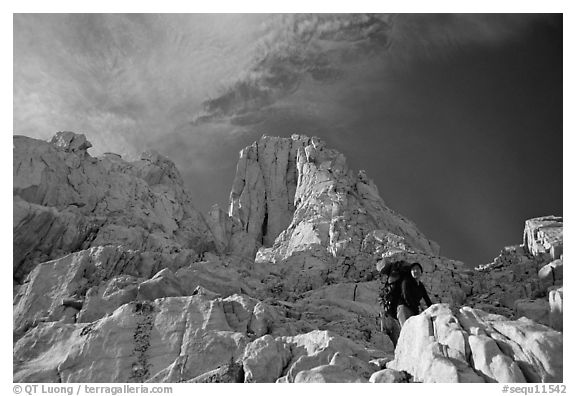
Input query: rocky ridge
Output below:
<box><xmin>13</xmin><ymin>132</ymin><xmax>563</xmax><ymax>383</ymax></box>
<box><xmin>13</xmin><ymin>132</ymin><xmax>217</xmax><ymax>283</ymax></box>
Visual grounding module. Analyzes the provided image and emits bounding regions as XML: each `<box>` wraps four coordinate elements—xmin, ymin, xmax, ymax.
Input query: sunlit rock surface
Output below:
<box><xmin>389</xmin><ymin>304</ymin><xmax>562</xmax><ymax>383</ymax></box>
<box><xmin>13</xmin><ymin>132</ymin><xmax>216</xmax><ymax>282</ymax></box>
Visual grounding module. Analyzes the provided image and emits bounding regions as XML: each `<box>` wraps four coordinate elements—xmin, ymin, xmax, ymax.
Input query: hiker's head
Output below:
<box><xmin>410</xmin><ymin>263</ymin><xmax>423</xmax><ymax>280</ymax></box>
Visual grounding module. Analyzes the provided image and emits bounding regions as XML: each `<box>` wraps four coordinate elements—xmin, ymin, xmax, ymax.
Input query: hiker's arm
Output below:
<box><xmin>422</xmin><ymin>285</ymin><xmax>433</xmax><ymax>307</ymax></box>
<box><xmin>401</xmin><ymin>279</ymin><xmax>410</xmax><ymax>305</ymax></box>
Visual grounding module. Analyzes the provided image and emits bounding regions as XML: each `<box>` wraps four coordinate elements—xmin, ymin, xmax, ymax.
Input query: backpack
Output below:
<box><xmin>377</xmin><ymin>260</ymin><xmax>411</xmax><ymax>319</ymax></box>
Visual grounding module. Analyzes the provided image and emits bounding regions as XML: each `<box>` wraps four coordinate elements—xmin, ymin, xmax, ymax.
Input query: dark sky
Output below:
<box><xmin>345</xmin><ymin>18</ymin><xmax>563</xmax><ymax>265</ymax></box>
<box><xmin>13</xmin><ymin>14</ymin><xmax>563</xmax><ymax>267</ymax></box>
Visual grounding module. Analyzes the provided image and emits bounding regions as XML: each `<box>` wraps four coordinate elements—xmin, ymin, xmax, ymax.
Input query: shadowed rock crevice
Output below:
<box><xmin>130</xmin><ymin>301</ymin><xmax>155</xmax><ymax>382</ymax></box>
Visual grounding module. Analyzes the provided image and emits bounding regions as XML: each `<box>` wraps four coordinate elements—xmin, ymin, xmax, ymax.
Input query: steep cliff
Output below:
<box><xmin>222</xmin><ymin>134</ymin><xmax>440</xmax><ymax>258</ymax></box>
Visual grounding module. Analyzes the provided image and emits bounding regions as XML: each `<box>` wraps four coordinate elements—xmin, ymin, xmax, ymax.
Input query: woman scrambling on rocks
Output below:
<box><xmin>378</xmin><ymin>259</ymin><xmax>434</xmax><ymax>344</ymax></box>
<box><xmin>397</xmin><ymin>262</ymin><xmax>433</xmax><ymax>326</ymax></box>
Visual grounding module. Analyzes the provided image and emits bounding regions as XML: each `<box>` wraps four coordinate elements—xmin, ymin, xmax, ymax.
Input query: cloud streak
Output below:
<box><xmin>13</xmin><ymin>14</ymin><xmax>265</xmax><ymax>155</ymax></box>
<box><xmin>193</xmin><ymin>13</ymin><xmax>554</xmax><ymax>127</ymax></box>
<box><xmin>193</xmin><ymin>14</ymin><xmax>394</xmax><ymax>124</ymax></box>
<box><xmin>14</xmin><ymin>13</ymin><xmax>553</xmax><ymax>153</ymax></box>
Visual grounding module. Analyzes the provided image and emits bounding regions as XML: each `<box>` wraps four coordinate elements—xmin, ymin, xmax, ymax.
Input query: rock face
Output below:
<box><xmin>523</xmin><ymin>216</ymin><xmax>563</xmax><ymax>260</ymax></box>
<box><xmin>229</xmin><ymin>136</ymin><xmax>305</xmax><ymax>250</ymax></box>
<box><xmin>468</xmin><ymin>246</ymin><xmax>557</xmax><ymax>316</ymax></box>
<box><xmin>466</xmin><ymin>237</ymin><xmax>564</xmax><ymax>333</ymax></box>
<box><xmin>388</xmin><ymin>304</ymin><xmax>562</xmax><ymax>383</ymax></box>
<box><xmin>242</xmin><ymin>330</ymin><xmax>374</xmax><ymax>383</ymax></box>
<box><xmin>13</xmin><ymin>132</ymin><xmax>216</xmax><ymax>282</ymax></box>
<box><xmin>224</xmin><ymin>135</ymin><xmax>440</xmax><ymax>258</ymax></box>
<box><xmin>15</xmin><ymin>296</ymin><xmax>254</xmax><ymax>382</ymax></box>
<box><xmin>13</xmin><ymin>132</ymin><xmax>563</xmax><ymax>383</ymax></box>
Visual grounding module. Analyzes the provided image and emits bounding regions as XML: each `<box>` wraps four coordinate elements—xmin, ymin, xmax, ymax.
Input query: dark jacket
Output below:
<box><xmin>399</xmin><ymin>276</ymin><xmax>432</xmax><ymax>314</ymax></box>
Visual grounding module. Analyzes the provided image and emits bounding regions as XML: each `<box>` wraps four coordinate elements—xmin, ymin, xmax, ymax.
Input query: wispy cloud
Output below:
<box><xmin>193</xmin><ymin>14</ymin><xmax>394</xmax><ymax>124</ymax></box>
<box><xmin>192</xmin><ymin>13</ymin><xmax>554</xmax><ymax>127</ymax></box>
<box><xmin>13</xmin><ymin>14</ymin><xmax>265</xmax><ymax>154</ymax></box>
<box><xmin>14</xmin><ymin>13</ymin><xmax>553</xmax><ymax>153</ymax></box>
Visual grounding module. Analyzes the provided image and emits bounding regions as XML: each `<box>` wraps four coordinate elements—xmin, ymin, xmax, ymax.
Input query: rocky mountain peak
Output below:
<box><xmin>224</xmin><ymin>134</ymin><xmax>439</xmax><ymax>261</ymax></box>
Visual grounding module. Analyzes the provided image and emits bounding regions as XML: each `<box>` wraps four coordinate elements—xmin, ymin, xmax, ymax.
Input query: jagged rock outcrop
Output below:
<box><xmin>469</xmin><ymin>247</ymin><xmax>553</xmax><ymax>316</ymax></box>
<box><xmin>221</xmin><ymin>135</ymin><xmax>440</xmax><ymax>259</ymax></box>
<box><xmin>13</xmin><ymin>247</ymin><xmax>267</xmax><ymax>338</ymax></box>
<box><xmin>258</xmin><ymin>136</ymin><xmax>439</xmax><ymax>257</ymax></box>
<box><xmin>523</xmin><ymin>216</ymin><xmax>563</xmax><ymax>260</ymax></box>
<box><xmin>229</xmin><ymin>135</ymin><xmax>306</xmax><ymax>248</ymax></box>
<box><xmin>13</xmin><ymin>132</ymin><xmax>563</xmax><ymax>383</ymax></box>
<box><xmin>14</xmin><ymin>294</ymin><xmax>379</xmax><ymax>383</ymax></box>
<box><xmin>388</xmin><ymin>304</ymin><xmax>562</xmax><ymax>383</ymax></box>
<box><xmin>466</xmin><ymin>216</ymin><xmax>564</xmax><ymax>332</ymax></box>
<box><xmin>15</xmin><ymin>295</ymin><xmax>256</xmax><ymax>382</ymax></box>
<box><xmin>242</xmin><ymin>330</ymin><xmax>375</xmax><ymax>383</ymax></box>
<box><xmin>13</xmin><ymin>132</ymin><xmax>216</xmax><ymax>282</ymax></box>
<box><xmin>205</xmin><ymin>204</ymin><xmax>253</xmax><ymax>257</ymax></box>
